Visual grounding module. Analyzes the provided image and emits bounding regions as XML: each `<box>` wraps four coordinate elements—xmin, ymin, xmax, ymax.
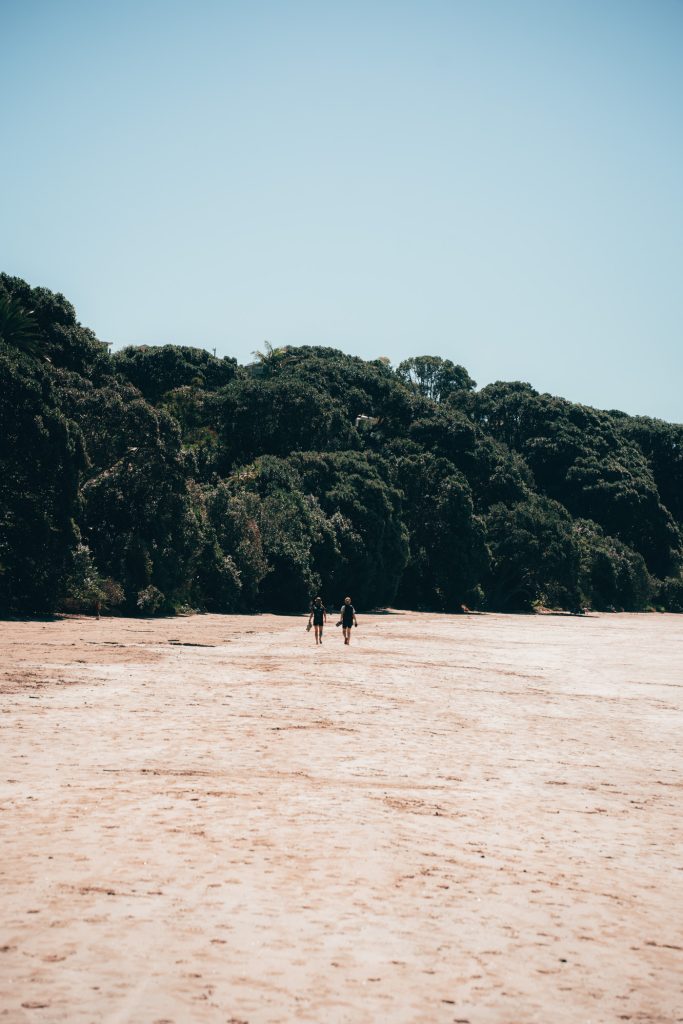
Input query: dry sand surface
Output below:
<box><xmin>1</xmin><ymin>611</ymin><xmax>682</xmax><ymax>1024</ymax></box>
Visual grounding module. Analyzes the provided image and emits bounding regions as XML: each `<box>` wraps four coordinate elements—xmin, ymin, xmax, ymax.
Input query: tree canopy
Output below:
<box><xmin>1</xmin><ymin>274</ymin><xmax>681</xmax><ymax>617</ymax></box>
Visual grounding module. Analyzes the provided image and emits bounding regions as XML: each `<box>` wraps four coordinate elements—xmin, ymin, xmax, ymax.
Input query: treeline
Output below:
<box><xmin>1</xmin><ymin>273</ymin><xmax>682</xmax><ymax>617</ymax></box>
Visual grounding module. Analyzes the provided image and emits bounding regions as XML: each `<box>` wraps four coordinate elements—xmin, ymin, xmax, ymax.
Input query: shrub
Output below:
<box><xmin>136</xmin><ymin>585</ymin><xmax>165</xmax><ymax>615</ymax></box>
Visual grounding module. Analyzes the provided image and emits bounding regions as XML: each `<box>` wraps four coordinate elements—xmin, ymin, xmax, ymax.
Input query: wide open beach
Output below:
<box><xmin>1</xmin><ymin>611</ymin><xmax>681</xmax><ymax>1024</ymax></box>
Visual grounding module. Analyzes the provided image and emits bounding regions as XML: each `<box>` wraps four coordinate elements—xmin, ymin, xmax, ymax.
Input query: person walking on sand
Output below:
<box><xmin>308</xmin><ymin>596</ymin><xmax>327</xmax><ymax>645</ymax></box>
<box><xmin>337</xmin><ymin>596</ymin><xmax>358</xmax><ymax>645</ymax></box>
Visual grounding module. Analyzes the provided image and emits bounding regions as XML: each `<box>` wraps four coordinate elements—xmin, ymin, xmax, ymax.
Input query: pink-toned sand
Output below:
<box><xmin>0</xmin><ymin>611</ymin><xmax>681</xmax><ymax>1024</ymax></box>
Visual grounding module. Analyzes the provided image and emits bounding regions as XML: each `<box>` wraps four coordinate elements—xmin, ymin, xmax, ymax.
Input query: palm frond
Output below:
<box><xmin>0</xmin><ymin>293</ymin><xmax>43</xmax><ymax>356</ymax></box>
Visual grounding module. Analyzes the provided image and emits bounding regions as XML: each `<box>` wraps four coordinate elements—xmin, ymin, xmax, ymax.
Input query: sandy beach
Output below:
<box><xmin>0</xmin><ymin>610</ymin><xmax>681</xmax><ymax>1024</ymax></box>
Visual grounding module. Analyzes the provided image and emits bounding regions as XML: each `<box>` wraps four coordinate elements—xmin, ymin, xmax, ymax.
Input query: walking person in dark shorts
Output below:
<box><xmin>308</xmin><ymin>596</ymin><xmax>327</xmax><ymax>645</ymax></box>
<box><xmin>337</xmin><ymin>596</ymin><xmax>358</xmax><ymax>645</ymax></box>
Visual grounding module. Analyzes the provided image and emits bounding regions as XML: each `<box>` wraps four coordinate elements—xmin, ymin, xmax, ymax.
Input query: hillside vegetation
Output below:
<box><xmin>1</xmin><ymin>273</ymin><xmax>682</xmax><ymax>616</ymax></box>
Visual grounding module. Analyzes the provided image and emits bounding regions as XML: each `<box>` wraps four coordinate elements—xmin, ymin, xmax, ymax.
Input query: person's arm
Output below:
<box><xmin>308</xmin><ymin>608</ymin><xmax>313</xmax><ymax>624</ymax></box>
<box><xmin>353</xmin><ymin>610</ymin><xmax>358</xmax><ymax>626</ymax></box>
<box><xmin>323</xmin><ymin>608</ymin><xmax>327</xmax><ymax>623</ymax></box>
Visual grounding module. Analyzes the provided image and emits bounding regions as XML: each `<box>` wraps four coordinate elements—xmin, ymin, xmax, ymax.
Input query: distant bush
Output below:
<box><xmin>101</xmin><ymin>579</ymin><xmax>125</xmax><ymax>608</ymax></box>
<box><xmin>60</xmin><ymin>544</ymin><xmax>126</xmax><ymax>614</ymax></box>
<box><xmin>136</xmin><ymin>585</ymin><xmax>165</xmax><ymax>615</ymax></box>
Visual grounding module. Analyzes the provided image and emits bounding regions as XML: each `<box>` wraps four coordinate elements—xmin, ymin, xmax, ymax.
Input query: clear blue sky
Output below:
<box><xmin>3</xmin><ymin>0</ymin><xmax>682</xmax><ymax>421</ymax></box>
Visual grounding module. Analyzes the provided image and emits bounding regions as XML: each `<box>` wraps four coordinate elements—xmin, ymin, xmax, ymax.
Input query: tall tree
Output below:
<box><xmin>396</xmin><ymin>355</ymin><xmax>475</xmax><ymax>402</ymax></box>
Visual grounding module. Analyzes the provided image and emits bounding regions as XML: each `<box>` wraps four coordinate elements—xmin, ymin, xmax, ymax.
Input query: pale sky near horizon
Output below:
<box><xmin>3</xmin><ymin>0</ymin><xmax>682</xmax><ymax>421</ymax></box>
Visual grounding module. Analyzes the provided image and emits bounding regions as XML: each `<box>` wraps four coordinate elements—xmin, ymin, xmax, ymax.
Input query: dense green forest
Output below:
<box><xmin>1</xmin><ymin>273</ymin><xmax>682</xmax><ymax>617</ymax></box>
